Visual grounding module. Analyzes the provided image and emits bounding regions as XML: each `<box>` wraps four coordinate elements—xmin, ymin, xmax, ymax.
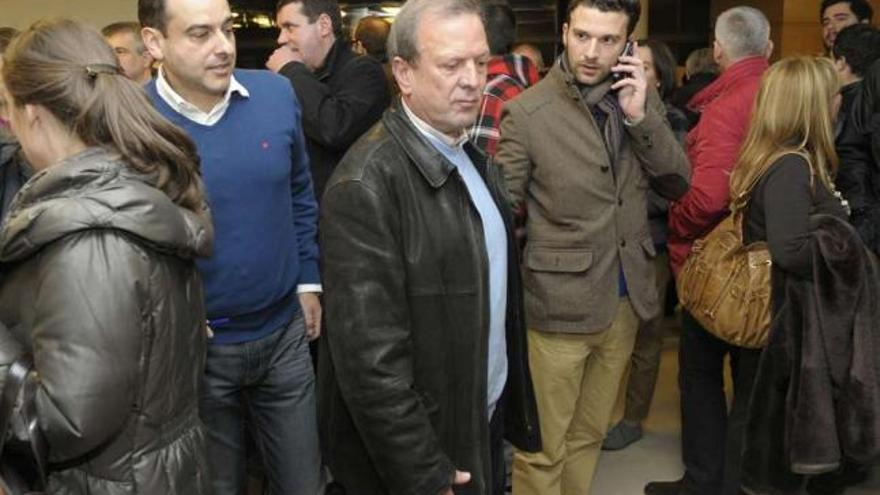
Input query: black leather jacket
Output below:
<box><xmin>837</xmin><ymin>63</ymin><xmax>880</xmax><ymax>252</ymax></box>
<box><xmin>318</xmin><ymin>104</ymin><xmax>541</xmax><ymax>495</ymax></box>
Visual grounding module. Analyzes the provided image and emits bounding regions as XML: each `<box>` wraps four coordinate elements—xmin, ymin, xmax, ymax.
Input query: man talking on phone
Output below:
<box><xmin>494</xmin><ymin>1</ymin><xmax>689</xmax><ymax>493</ymax></box>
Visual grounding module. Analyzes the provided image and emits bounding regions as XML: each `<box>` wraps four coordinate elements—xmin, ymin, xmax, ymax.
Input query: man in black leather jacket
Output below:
<box><xmin>267</xmin><ymin>0</ymin><xmax>390</xmax><ymax>201</ymax></box>
<box><xmin>318</xmin><ymin>1</ymin><xmax>541</xmax><ymax>494</ymax></box>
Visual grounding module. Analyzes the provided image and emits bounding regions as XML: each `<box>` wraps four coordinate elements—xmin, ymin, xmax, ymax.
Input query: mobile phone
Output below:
<box><xmin>611</xmin><ymin>41</ymin><xmax>635</xmax><ymax>83</ymax></box>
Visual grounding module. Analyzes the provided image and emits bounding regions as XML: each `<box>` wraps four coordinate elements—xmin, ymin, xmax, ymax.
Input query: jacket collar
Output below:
<box><xmin>401</xmin><ymin>100</ymin><xmax>469</xmax><ymax>148</ymax></box>
<box><xmin>688</xmin><ymin>56</ymin><xmax>768</xmax><ymax>111</ymax></box>
<box><xmin>0</xmin><ymin>132</ymin><xmax>21</xmax><ymax>169</ymax></box>
<box><xmin>383</xmin><ymin>101</ymin><xmax>487</xmax><ymax>189</ymax></box>
<box><xmin>549</xmin><ymin>54</ymin><xmax>616</xmax><ymax>105</ymax></box>
<box><xmin>487</xmin><ymin>53</ymin><xmax>535</xmax><ymax>88</ymax></box>
<box><xmin>549</xmin><ymin>57</ymin><xmax>586</xmax><ymax>103</ymax></box>
<box><xmin>0</xmin><ymin>147</ymin><xmax>212</xmax><ymax>262</ymax></box>
<box><xmin>315</xmin><ymin>39</ymin><xmax>352</xmax><ymax>82</ymax></box>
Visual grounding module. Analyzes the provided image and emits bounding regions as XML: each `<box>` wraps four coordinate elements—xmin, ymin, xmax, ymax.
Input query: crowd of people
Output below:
<box><xmin>0</xmin><ymin>0</ymin><xmax>879</xmax><ymax>494</ymax></box>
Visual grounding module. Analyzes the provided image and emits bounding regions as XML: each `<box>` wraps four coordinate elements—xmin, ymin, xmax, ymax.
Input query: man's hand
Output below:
<box><xmin>266</xmin><ymin>45</ymin><xmax>304</xmax><ymax>73</ymax></box>
<box><xmin>298</xmin><ymin>292</ymin><xmax>322</xmax><ymax>340</ymax></box>
<box><xmin>611</xmin><ymin>41</ymin><xmax>648</xmax><ymax>125</ymax></box>
<box><xmin>440</xmin><ymin>470</ymin><xmax>471</xmax><ymax>495</ymax></box>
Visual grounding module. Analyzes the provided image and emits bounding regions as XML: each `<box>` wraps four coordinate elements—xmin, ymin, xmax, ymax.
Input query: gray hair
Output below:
<box><xmin>387</xmin><ymin>0</ymin><xmax>483</xmax><ymax>62</ymax></box>
<box><xmin>685</xmin><ymin>47</ymin><xmax>719</xmax><ymax>77</ymax></box>
<box><xmin>715</xmin><ymin>6</ymin><xmax>771</xmax><ymax>60</ymax></box>
<box><xmin>101</xmin><ymin>21</ymin><xmax>148</xmax><ymax>54</ymax></box>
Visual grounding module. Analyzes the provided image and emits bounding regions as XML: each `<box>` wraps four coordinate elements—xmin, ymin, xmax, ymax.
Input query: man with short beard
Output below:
<box><xmin>494</xmin><ymin>0</ymin><xmax>689</xmax><ymax>493</ymax></box>
<box><xmin>820</xmin><ymin>0</ymin><xmax>874</xmax><ymax>51</ymax></box>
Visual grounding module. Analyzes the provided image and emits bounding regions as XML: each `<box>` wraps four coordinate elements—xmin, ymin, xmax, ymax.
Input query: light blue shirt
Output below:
<box><xmin>402</xmin><ymin>102</ymin><xmax>508</xmax><ymax>418</ymax></box>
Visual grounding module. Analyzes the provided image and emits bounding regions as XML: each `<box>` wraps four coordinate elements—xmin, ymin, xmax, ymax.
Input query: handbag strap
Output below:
<box><xmin>22</xmin><ymin>372</ymin><xmax>48</xmax><ymax>487</ymax></box>
<box><xmin>0</xmin><ymin>355</ymin><xmax>48</xmax><ymax>490</ymax></box>
<box><xmin>0</xmin><ymin>355</ymin><xmax>32</xmax><ymax>456</ymax></box>
<box><xmin>729</xmin><ymin>150</ymin><xmax>813</xmax><ymax>245</ymax></box>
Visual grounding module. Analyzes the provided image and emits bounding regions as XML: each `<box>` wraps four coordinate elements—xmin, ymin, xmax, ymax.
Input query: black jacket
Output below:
<box><xmin>279</xmin><ymin>40</ymin><xmax>391</xmax><ymax>200</ymax></box>
<box><xmin>647</xmin><ymin>103</ymin><xmax>689</xmax><ymax>249</ymax></box>
<box><xmin>669</xmin><ymin>72</ymin><xmax>719</xmax><ymax>130</ymax></box>
<box><xmin>742</xmin><ymin>214</ymin><xmax>880</xmax><ymax>495</ymax></box>
<box><xmin>0</xmin><ymin>133</ymin><xmax>30</xmax><ymax>223</ymax></box>
<box><xmin>318</xmin><ymin>105</ymin><xmax>541</xmax><ymax>495</ymax></box>
<box><xmin>835</xmin><ymin>80</ymin><xmax>861</xmax><ymax>142</ymax></box>
<box><xmin>837</xmin><ymin>62</ymin><xmax>880</xmax><ymax>253</ymax></box>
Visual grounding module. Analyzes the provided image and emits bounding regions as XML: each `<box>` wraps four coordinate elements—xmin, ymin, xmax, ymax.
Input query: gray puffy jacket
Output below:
<box><xmin>0</xmin><ymin>147</ymin><xmax>213</xmax><ymax>494</ymax></box>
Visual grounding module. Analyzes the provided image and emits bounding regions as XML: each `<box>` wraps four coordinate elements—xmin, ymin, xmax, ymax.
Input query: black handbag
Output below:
<box><xmin>0</xmin><ymin>355</ymin><xmax>47</xmax><ymax>495</ymax></box>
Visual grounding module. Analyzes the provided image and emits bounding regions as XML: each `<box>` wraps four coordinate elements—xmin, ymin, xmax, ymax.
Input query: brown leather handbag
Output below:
<box><xmin>677</xmin><ymin>202</ymin><xmax>772</xmax><ymax>349</ymax></box>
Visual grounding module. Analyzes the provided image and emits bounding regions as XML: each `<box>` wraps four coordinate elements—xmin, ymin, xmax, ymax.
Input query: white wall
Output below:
<box><xmin>0</xmin><ymin>0</ymin><xmax>137</xmax><ymax>30</ymax></box>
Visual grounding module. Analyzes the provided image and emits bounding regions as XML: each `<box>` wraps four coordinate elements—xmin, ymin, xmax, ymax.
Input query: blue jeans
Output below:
<box><xmin>199</xmin><ymin>313</ymin><xmax>322</xmax><ymax>495</ymax></box>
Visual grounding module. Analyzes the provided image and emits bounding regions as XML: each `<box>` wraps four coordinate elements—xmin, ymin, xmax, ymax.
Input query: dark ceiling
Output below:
<box><xmin>231</xmin><ymin>0</ymin><xmax>562</xmax><ymax>69</ymax></box>
<box><xmin>231</xmin><ymin>0</ymin><xmax>711</xmax><ymax>69</ymax></box>
<box><xmin>231</xmin><ymin>0</ymin><xmax>557</xmax><ymax>9</ymax></box>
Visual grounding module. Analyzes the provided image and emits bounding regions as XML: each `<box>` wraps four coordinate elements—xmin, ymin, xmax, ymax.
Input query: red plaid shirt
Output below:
<box><xmin>470</xmin><ymin>54</ymin><xmax>540</xmax><ymax>157</ymax></box>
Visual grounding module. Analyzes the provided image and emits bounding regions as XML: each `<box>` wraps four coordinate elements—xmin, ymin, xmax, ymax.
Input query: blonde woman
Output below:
<box><xmin>734</xmin><ymin>57</ymin><xmax>871</xmax><ymax>495</ymax></box>
<box><xmin>0</xmin><ymin>19</ymin><xmax>211</xmax><ymax>494</ymax></box>
<box><xmin>731</xmin><ymin>56</ymin><xmax>848</xmax><ymax>275</ymax></box>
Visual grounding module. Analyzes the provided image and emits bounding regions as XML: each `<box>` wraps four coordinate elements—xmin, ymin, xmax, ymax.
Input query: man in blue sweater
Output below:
<box><xmin>139</xmin><ymin>0</ymin><xmax>323</xmax><ymax>493</ymax></box>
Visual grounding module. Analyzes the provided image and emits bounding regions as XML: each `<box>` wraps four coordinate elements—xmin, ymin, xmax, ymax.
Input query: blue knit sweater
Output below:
<box><xmin>147</xmin><ymin>69</ymin><xmax>320</xmax><ymax>344</ymax></box>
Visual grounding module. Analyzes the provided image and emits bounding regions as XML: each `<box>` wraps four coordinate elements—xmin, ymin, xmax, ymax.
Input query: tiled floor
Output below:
<box><xmin>249</xmin><ymin>325</ymin><xmax>880</xmax><ymax>495</ymax></box>
<box><xmin>592</xmin><ymin>337</ymin><xmax>684</xmax><ymax>495</ymax></box>
<box><xmin>591</xmin><ymin>334</ymin><xmax>880</xmax><ymax>495</ymax></box>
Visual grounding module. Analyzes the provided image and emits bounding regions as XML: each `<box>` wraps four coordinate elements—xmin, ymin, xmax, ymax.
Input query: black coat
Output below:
<box><xmin>669</xmin><ymin>72</ymin><xmax>718</xmax><ymax>130</ymax></box>
<box><xmin>279</xmin><ymin>40</ymin><xmax>391</xmax><ymax>200</ymax></box>
<box><xmin>742</xmin><ymin>214</ymin><xmax>880</xmax><ymax>495</ymax></box>
<box><xmin>837</xmin><ymin>61</ymin><xmax>880</xmax><ymax>253</ymax></box>
<box><xmin>647</xmin><ymin>103</ymin><xmax>689</xmax><ymax>248</ymax></box>
<box><xmin>0</xmin><ymin>133</ymin><xmax>29</xmax><ymax>224</ymax></box>
<box><xmin>318</xmin><ymin>105</ymin><xmax>541</xmax><ymax>495</ymax></box>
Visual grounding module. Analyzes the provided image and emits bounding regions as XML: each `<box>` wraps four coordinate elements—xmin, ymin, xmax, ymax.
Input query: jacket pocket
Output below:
<box><xmin>526</xmin><ymin>249</ymin><xmax>593</xmax><ymax>272</ymax></box>
<box><xmin>523</xmin><ymin>248</ymin><xmax>595</xmax><ymax>323</ymax></box>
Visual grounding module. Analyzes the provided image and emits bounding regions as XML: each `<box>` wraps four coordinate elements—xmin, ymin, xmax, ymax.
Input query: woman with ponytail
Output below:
<box><xmin>0</xmin><ymin>19</ymin><xmax>211</xmax><ymax>494</ymax></box>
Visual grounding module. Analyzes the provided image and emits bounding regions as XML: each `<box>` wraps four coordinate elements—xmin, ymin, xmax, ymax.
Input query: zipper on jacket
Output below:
<box><xmin>452</xmin><ymin>171</ymin><xmax>493</xmax><ymax>438</ymax></box>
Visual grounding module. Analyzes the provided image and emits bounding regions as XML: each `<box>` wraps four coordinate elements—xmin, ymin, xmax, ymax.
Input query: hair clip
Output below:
<box><xmin>84</xmin><ymin>63</ymin><xmax>121</xmax><ymax>78</ymax></box>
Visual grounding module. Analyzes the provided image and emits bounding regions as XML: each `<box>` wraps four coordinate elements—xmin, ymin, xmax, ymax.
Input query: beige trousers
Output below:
<box><xmin>513</xmin><ymin>298</ymin><xmax>639</xmax><ymax>495</ymax></box>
